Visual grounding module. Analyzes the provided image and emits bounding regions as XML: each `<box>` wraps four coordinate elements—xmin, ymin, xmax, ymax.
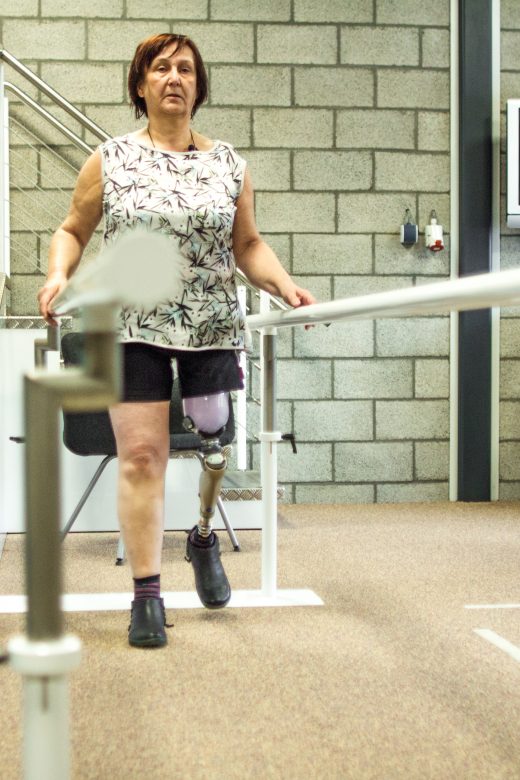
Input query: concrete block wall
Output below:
<box><xmin>2</xmin><ymin>1</ymin><xmax>454</xmax><ymax>503</ymax></box>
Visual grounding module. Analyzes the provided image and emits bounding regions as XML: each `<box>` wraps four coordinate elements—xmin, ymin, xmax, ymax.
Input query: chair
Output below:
<box><xmin>60</xmin><ymin>332</ymin><xmax>240</xmax><ymax>563</ymax></box>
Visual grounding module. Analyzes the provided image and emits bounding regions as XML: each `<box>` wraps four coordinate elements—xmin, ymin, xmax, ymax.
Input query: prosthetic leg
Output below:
<box><xmin>182</xmin><ymin>392</ymin><xmax>231</xmax><ymax>608</ymax></box>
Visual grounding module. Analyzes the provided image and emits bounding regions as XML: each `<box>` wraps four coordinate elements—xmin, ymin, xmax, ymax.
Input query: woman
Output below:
<box><xmin>38</xmin><ymin>33</ymin><xmax>315</xmax><ymax>649</ymax></box>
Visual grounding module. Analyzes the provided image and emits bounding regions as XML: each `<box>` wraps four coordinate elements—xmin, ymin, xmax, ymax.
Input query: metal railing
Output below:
<box><xmin>0</xmin><ymin>49</ymin><xmax>109</xmax><ymax>142</ymax></box>
<box><xmin>5</xmin><ymin>82</ymin><xmax>95</xmax><ymax>154</ymax></box>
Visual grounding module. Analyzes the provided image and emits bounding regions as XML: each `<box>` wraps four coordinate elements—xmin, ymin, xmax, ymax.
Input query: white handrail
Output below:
<box><xmin>247</xmin><ymin>268</ymin><xmax>520</xmax><ymax>330</ymax></box>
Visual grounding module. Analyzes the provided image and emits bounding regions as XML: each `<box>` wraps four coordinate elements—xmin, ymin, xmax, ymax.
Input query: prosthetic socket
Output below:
<box><xmin>182</xmin><ymin>392</ymin><xmax>229</xmax><ymax>539</ymax></box>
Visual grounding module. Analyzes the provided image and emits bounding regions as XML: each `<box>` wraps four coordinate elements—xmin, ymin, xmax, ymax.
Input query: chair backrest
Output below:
<box><xmin>61</xmin><ymin>332</ymin><xmax>235</xmax><ymax>456</ymax></box>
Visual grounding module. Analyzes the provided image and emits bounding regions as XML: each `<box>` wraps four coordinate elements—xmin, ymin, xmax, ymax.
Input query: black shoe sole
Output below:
<box><xmin>129</xmin><ymin>635</ymin><xmax>167</xmax><ymax>648</ymax></box>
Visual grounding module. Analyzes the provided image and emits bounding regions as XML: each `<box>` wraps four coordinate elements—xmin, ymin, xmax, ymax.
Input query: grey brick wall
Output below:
<box><xmin>500</xmin><ymin>3</ymin><xmax>520</xmax><ymax>500</ymax></box>
<box><xmin>4</xmin><ymin>1</ymin><xmax>455</xmax><ymax>504</ymax></box>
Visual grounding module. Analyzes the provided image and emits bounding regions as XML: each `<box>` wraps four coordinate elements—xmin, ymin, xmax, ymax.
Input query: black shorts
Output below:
<box><xmin>122</xmin><ymin>342</ymin><xmax>244</xmax><ymax>402</ymax></box>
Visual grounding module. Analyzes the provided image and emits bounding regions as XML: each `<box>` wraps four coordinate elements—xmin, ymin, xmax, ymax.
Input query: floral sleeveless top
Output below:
<box><xmin>100</xmin><ymin>135</ymin><xmax>247</xmax><ymax>350</ymax></box>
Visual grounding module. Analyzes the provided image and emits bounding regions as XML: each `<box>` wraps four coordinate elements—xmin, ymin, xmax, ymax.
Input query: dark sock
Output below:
<box><xmin>133</xmin><ymin>574</ymin><xmax>161</xmax><ymax>601</ymax></box>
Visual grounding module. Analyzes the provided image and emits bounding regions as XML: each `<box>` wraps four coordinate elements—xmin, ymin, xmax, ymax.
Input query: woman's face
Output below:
<box><xmin>138</xmin><ymin>43</ymin><xmax>198</xmax><ymax>119</ymax></box>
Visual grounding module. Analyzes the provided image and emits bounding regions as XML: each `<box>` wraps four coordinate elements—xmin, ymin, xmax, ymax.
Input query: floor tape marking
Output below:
<box><xmin>474</xmin><ymin>628</ymin><xmax>520</xmax><ymax>663</ymax></box>
<box><xmin>465</xmin><ymin>604</ymin><xmax>520</xmax><ymax>610</ymax></box>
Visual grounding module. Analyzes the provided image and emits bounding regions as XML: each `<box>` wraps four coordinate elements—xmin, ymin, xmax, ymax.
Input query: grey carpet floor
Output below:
<box><xmin>1</xmin><ymin>501</ymin><xmax>520</xmax><ymax>779</ymax></box>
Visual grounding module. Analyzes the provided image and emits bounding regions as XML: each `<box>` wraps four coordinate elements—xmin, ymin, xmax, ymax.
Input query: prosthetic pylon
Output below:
<box><xmin>196</xmin><ymin>435</ymin><xmax>227</xmax><ymax>538</ymax></box>
<box><xmin>182</xmin><ymin>391</ymin><xmax>230</xmax><ymax>539</ymax></box>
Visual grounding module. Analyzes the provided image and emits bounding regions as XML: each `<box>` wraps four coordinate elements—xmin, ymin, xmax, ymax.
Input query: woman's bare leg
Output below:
<box><xmin>109</xmin><ymin>401</ymin><xmax>170</xmax><ymax>579</ymax></box>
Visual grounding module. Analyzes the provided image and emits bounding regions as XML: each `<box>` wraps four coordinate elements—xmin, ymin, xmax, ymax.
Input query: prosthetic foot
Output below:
<box><xmin>185</xmin><ymin>527</ymin><xmax>231</xmax><ymax>609</ymax></box>
<box><xmin>183</xmin><ymin>392</ymin><xmax>232</xmax><ymax>609</ymax></box>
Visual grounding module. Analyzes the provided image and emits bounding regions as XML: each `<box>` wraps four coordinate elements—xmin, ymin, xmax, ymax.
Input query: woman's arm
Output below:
<box><xmin>232</xmin><ymin>168</ymin><xmax>316</xmax><ymax>308</ymax></box>
<box><xmin>38</xmin><ymin>149</ymin><xmax>103</xmax><ymax>324</ymax></box>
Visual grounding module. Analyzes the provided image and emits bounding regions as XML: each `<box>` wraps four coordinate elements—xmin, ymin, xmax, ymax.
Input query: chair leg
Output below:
<box><xmin>115</xmin><ymin>536</ymin><xmax>125</xmax><ymax>566</ymax></box>
<box><xmin>217</xmin><ymin>496</ymin><xmax>240</xmax><ymax>552</ymax></box>
<box><xmin>61</xmin><ymin>455</ymin><xmax>116</xmax><ymax>540</ymax></box>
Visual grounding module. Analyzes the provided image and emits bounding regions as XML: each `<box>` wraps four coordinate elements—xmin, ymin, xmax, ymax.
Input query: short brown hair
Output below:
<box><xmin>128</xmin><ymin>33</ymin><xmax>208</xmax><ymax>119</ymax></box>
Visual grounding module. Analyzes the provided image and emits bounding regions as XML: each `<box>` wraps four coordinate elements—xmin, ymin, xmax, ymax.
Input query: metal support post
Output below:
<box><xmin>9</xmin><ymin>635</ymin><xmax>82</xmax><ymax>780</ymax></box>
<box><xmin>8</xmin><ymin>307</ymin><xmax>121</xmax><ymax>780</ymax></box>
<box><xmin>236</xmin><ymin>285</ymin><xmax>247</xmax><ymax>470</ymax></box>
<box><xmin>260</xmin><ymin>327</ymin><xmax>282</xmax><ymax>597</ymax></box>
<box><xmin>34</xmin><ymin>324</ymin><xmax>61</xmax><ymax>368</ymax></box>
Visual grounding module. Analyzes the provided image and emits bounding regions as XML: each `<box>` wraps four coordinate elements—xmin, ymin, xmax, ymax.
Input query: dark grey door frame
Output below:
<box><xmin>457</xmin><ymin>0</ymin><xmax>493</xmax><ymax>500</ymax></box>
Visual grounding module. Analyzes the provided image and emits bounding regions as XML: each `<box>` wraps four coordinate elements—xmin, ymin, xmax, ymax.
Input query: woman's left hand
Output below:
<box><xmin>281</xmin><ymin>285</ymin><xmax>317</xmax><ymax>329</ymax></box>
<box><xmin>282</xmin><ymin>285</ymin><xmax>316</xmax><ymax>309</ymax></box>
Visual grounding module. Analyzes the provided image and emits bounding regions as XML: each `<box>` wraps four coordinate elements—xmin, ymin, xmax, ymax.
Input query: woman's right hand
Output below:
<box><xmin>37</xmin><ymin>274</ymin><xmax>68</xmax><ymax>326</ymax></box>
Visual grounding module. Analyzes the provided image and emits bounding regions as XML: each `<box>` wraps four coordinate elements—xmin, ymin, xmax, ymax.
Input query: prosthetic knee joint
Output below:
<box><xmin>182</xmin><ymin>392</ymin><xmax>229</xmax><ymax>539</ymax></box>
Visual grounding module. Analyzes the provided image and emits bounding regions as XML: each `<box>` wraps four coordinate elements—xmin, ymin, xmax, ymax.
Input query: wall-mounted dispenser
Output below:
<box><xmin>400</xmin><ymin>208</ymin><xmax>418</xmax><ymax>247</ymax></box>
<box><xmin>425</xmin><ymin>210</ymin><xmax>444</xmax><ymax>252</ymax></box>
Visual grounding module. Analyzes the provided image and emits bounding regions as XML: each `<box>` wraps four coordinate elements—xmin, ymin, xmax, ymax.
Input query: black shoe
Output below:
<box><xmin>128</xmin><ymin>597</ymin><xmax>171</xmax><ymax>648</ymax></box>
<box><xmin>185</xmin><ymin>528</ymin><xmax>231</xmax><ymax>609</ymax></box>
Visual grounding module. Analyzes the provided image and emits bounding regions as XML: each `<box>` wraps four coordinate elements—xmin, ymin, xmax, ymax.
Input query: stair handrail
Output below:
<box><xmin>5</xmin><ymin>82</ymin><xmax>93</xmax><ymax>154</ymax></box>
<box><xmin>0</xmin><ymin>48</ymin><xmax>109</xmax><ymax>142</ymax></box>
